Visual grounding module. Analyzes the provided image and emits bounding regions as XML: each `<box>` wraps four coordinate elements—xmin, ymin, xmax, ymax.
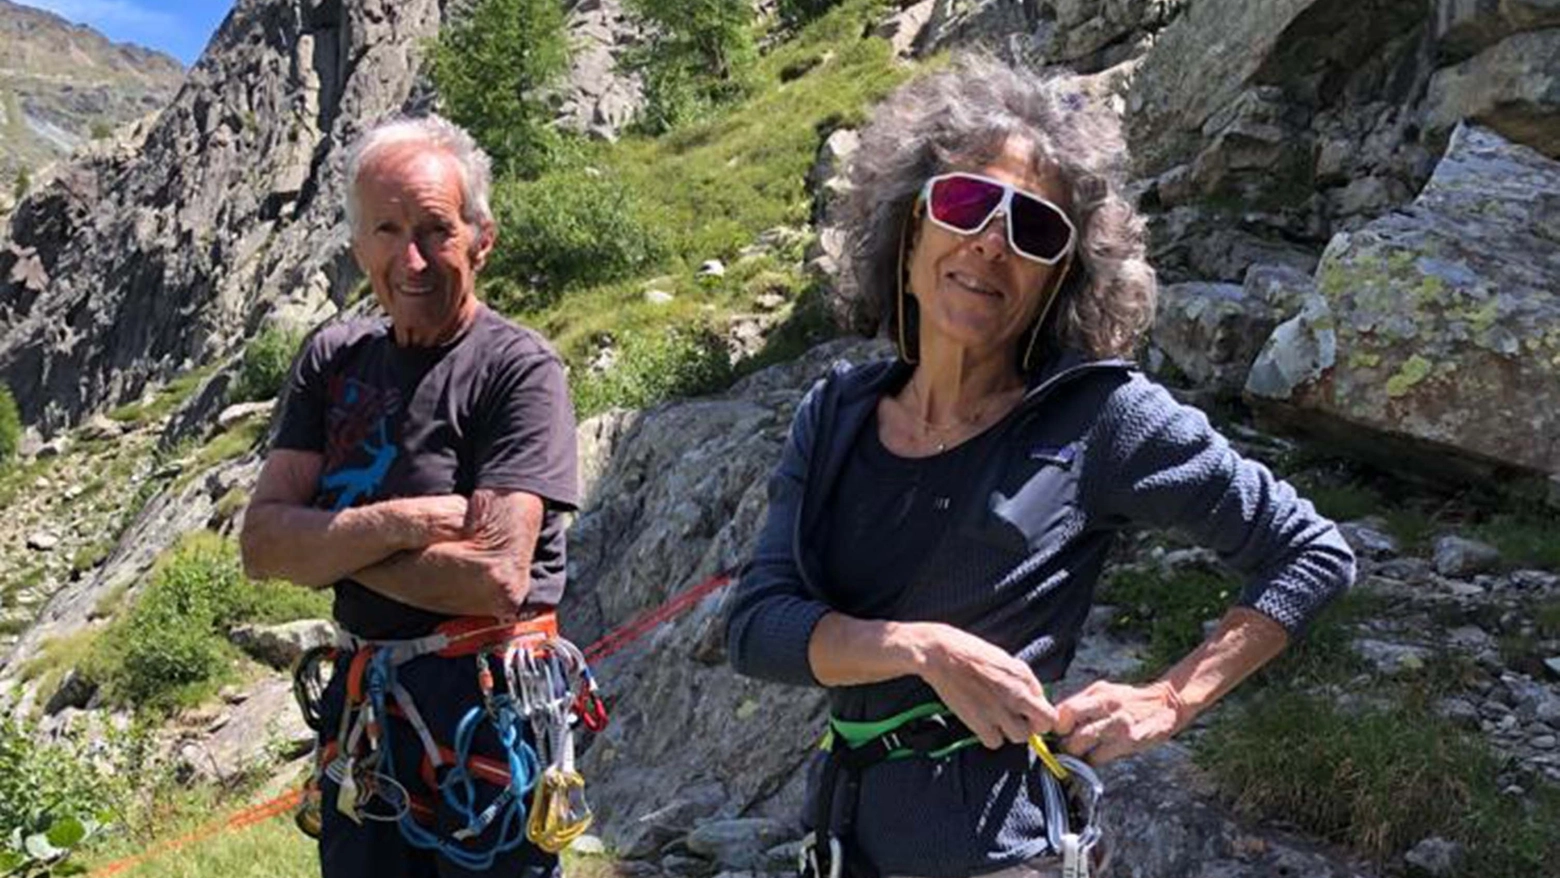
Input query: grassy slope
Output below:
<box><xmin>510</xmin><ymin>0</ymin><xmax>904</xmax><ymax>369</ymax></box>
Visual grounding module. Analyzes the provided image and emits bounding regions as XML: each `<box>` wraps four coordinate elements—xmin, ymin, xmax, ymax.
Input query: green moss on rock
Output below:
<box><xmin>1385</xmin><ymin>354</ymin><xmax>1433</xmax><ymax>397</ymax></box>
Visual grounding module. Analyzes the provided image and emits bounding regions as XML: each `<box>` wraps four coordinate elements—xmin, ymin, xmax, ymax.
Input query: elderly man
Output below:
<box><xmin>240</xmin><ymin>114</ymin><xmax>577</xmax><ymax>878</ymax></box>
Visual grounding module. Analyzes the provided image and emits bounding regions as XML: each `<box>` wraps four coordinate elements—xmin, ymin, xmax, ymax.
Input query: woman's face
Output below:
<box><xmin>906</xmin><ymin>137</ymin><xmax>1071</xmax><ymax>360</ymax></box>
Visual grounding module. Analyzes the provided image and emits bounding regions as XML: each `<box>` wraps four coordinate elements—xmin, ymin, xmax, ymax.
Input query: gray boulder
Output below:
<box><xmin>685</xmin><ymin>819</ymin><xmax>789</xmax><ymax>870</ymax></box>
<box><xmin>1426</xmin><ymin>29</ymin><xmax>1560</xmax><ymax>158</ymax></box>
<box><xmin>229</xmin><ymin>619</ymin><xmax>335</xmax><ymax>670</ymax></box>
<box><xmin>42</xmin><ymin>669</ymin><xmax>97</xmax><ymax>716</ymax></box>
<box><xmin>1403</xmin><ymin>835</ymin><xmax>1465</xmax><ymax>877</ymax></box>
<box><xmin>874</xmin><ymin>0</ymin><xmax>936</xmax><ymax>58</ymax></box>
<box><xmin>1246</xmin><ymin>124</ymin><xmax>1560</xmax><ymax>480</ymax></box>
<box><xmin>1352</xmin><ymin>638</ymin><xmax>1435</xmax><ymax>675</ymax></box>
<box><xmin>808</xmin><ymin>128</ymin><xmax>857</xmax><ymax>224</ymax></box>
<box><xmin>1432</xmin><ymin>535</ymin><xmax>1502</xmax><ymax>578</ymax></box>
<box><xmin>1242</xmin><ymin>263</ymin><xmax>1317</xmax><ymax>319</ymax></box>
<box><xmin>1434</xmin><ymin>0</ymin><xmax>1560</xmax><ymax>60</ymax></box>
<box><xmin>1149</xmin><ymin>282</ymin><xmax>1279</xmax><ymax>395</ymax></box>
<box><xmin>216</xmin><ymin>400</ymin><xmax>275</xmax><ymax>432</ymax></box>
<box><xmin>1127</xmin><ymin>0</ymin><xmax>1440</xmax><ymax>280</ymax></box>
<box><xmin>1338</xmin><ymin>519</ymin><xmax>1401</xmax><ymax>560</ymax></box>
<box><xmin>1243</xmin><ymin>294</ymin><xmax>1336</xmax><ymax>403</ymax></box>
<box><xmin>551</xmin><ymin>0</ymin><xmax>645</xmax><ymax>139</ymax></box>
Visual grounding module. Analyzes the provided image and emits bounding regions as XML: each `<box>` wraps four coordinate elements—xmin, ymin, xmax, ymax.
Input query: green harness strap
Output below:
<box><xmin>821</xmin><ymin>701</ymin><xmax>980</xmax><ymax>761</ymax></box>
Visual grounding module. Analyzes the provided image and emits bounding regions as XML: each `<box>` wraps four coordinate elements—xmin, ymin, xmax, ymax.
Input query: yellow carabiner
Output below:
<box><xmin>1028</xmin><ymin>734</ymin><xmax>1070</xmax><ymax>781</ymax></box>
<box><xmin>526</xmin><ymin>767</ymin><xmax>594</xmax><ymax>852</ymax></box>
<box><xmin>295</xmin><ymin>780</ymin><xmax>324</xmax><ymax>838</ymax></box>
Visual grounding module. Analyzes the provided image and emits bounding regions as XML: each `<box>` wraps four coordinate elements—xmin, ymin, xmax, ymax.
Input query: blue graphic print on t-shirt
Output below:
<box><xmin>317</xmin><ymin>375</ymin><xmax>402</xmax><ymax>511</ymax></box>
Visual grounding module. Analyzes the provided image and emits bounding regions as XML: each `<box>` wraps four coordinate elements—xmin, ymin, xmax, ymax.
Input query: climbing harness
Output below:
<box><xmin>797</xmin><ymin>702</ymin><xmax>1106</xmax><ymax>878</ymax></box>
<box><xmin>289</xmin><ymin>610</ymin><xmax>609</xmax><ymax>867</ymax></box>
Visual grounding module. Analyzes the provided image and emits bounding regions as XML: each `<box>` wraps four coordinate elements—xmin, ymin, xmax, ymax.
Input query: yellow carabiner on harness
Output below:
<box><xmin>1029</xmin><ymin>734</ymin><xmax>1070</xmax><ymax>781</ymax></box>
<box><xmin>295</xmin><ymin>779</ymin><xmax>324</xmax><ymax>838</ymax></box>
<box><xmin>526</xmin><ymin>766</ymin><xmax>594</xmax><ymax>852</ymax></box>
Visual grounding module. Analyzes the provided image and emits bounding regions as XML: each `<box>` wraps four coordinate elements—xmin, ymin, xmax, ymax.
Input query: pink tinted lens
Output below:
<box><xmin>928</xmin><ymin>175</ymin><xmax>1005</xmax><ymax>231</ymax></box>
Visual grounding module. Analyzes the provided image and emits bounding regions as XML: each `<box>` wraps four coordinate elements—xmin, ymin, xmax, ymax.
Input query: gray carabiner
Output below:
<box><xmin>797</xmin><ymin>831</ymin><xmax>842</xmax><ymax>878</ymax></box>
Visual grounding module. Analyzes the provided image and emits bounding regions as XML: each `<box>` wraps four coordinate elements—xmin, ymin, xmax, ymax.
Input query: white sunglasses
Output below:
<box><xmin>918</xmin><ymin>172</ymin><xmax>1077</xmax><ymax>265</ymax></box>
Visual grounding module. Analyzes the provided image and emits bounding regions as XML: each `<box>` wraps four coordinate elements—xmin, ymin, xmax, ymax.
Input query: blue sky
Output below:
<box><xmin>20</xmin><ymin>0</ymin><xmax>234</xmax><ymax>66</ymax></box>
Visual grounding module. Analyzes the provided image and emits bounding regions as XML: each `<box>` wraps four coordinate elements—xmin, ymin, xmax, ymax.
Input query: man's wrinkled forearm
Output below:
<box><xmin>241</xmin><ymin>499</ymin><xmax>435</xmax><ymax>588</ymax></box>
<box><xmin>351</xmin><ymin>541</ymin><xmax>526</xmax><ymax>618</ymax></box>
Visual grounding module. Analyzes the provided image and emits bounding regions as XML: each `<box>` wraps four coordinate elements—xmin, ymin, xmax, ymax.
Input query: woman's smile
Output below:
<box><xmin>945</xmin><ymin>269</ymin><xmax>1004</xmax><ymax>298</ymax></box>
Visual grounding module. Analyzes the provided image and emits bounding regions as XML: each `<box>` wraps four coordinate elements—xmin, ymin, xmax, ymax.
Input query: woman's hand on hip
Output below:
<box><xmin>914</xmin><ymin>624</ymin><xmax>1059</xmax><ymax>750</ymax></box>
<box><xmin>1054</xmin><ymin>680</ymin><xmax>1186</xmax><ymax>765</ymax></box>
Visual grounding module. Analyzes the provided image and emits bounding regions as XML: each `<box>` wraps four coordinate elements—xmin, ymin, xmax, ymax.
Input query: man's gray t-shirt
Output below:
<box><xmin>273</xmin><ymin>303</ymin><xmax>579</xmax><ymax>639</ymax></box>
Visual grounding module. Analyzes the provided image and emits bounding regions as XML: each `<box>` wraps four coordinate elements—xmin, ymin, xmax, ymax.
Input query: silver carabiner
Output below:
<box><xmin>797</xmin><ymin>831</ymin><xmax>842</xmax><ymax>878</ymax></box>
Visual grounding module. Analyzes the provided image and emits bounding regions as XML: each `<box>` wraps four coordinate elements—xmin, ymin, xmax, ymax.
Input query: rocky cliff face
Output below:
<box><xmin>0</xmin><ymin>0</ymin><xmax>451</xmax><ymax>437</ymax></box>
<box><xmin>0</xmin><ymin>0</ymin><xmax>184</xmax><ymax>208</ymax></box>
<box><xmin>551</xmin><ymin>0</ymin><xmax>645</xmax><ymax>140</ymax></box>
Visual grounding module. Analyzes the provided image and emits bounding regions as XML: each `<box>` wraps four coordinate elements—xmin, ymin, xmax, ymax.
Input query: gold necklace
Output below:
<box><xmin>904</xmin><ymin>379</ymin><xmax>1018</xmax><ymax>452</ymax></box>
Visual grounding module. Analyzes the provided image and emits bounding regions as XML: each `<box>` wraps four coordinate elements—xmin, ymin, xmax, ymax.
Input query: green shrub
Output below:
<box><xmin>109</xmin><ymin>534</ymin><xmax>248</xmax><ymax>707</ymax></box>
<box><xmin>0</xmin><ymin>384</ymin><xmax>21</xmax><ymax>466</ymax></box>
<box><xmin>176</xmin><ymin>419</ymin><xmax>269</xmax><ymax>493</ymax></box>
<box><xmin>487</xmin><ymin>170</ymin><xmax>666</xmax><ymax>307</ymax></box>
<box><xmin>426</xmin><ymin>0</ymin><xmax>570</xmax><ymax>178</ymax></box>
<box><xmin>0</xmin><ymin>717</ymin><xmax>116</xmax><ymax>875</ymax></box>
<box><xmin>625</xmin><ymin>0</ymin><xmax>757</xmax><ymax>134</ymax></box>
<box><xmin>213</xmin><ymin>487</ymin><xmax>250</xmax><ymax>523</ymax></box>
<box><xmin>230</xmin><ymin>326</ymin><xmax>304</xmax><ymax>405</ymax></box>
<box><xmin>572</xmin><ymin>324</ymin><xmax>734</xmax><ymax>418</ymax></box>
<box><xmin>73</xmin><ymin>533</ymin><xmax>330</xmax><ymax>711</ymax></box>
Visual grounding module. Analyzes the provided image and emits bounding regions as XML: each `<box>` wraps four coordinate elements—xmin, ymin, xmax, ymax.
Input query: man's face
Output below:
<box><xmin>351</xmin><ymin>145</ymin><xmax>495</xmax><ymax>347</ymax></box>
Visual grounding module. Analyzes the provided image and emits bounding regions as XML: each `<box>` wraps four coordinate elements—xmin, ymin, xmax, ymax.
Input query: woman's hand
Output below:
<box><xmin>1054</xmin><ymin>679</ymin><xmax>1187</xmax><ymax>765</ymax></box>
<box><xmin>915</xmin><ymin>624</ymin><xmax>1060</xmax><ymax>749</ymax></box>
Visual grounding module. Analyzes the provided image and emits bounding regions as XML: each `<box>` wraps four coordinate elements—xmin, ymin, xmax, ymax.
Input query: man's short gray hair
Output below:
<box><xmin>343</xmin><ymin>114</ymin><xmax>494</xmax><ymax>233</ymax></box>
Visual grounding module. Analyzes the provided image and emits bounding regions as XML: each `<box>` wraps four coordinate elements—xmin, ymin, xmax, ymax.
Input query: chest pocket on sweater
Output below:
<box><xmin>960</xmin><ymin>441</ymin><xmax>1081</xmax><ymax>556</ymax></box>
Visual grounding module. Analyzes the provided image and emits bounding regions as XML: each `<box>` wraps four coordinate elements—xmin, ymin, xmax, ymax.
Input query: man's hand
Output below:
<box><xmin>402</xmin><ymin>494</ymin><xmax>471</xmax><ymax>545</ymax></box>
<box><xmin>917</xmin><ymin>624</ymin><xmax>1060</xmax><ymax>750</ymax></box>
<box><xmin>1054</xmin><ymin>680</ymin><xmax>1185</xmax><ymax>765</ymax></box>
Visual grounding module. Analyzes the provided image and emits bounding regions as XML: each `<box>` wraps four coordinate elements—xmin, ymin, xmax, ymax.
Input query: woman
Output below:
<box><xmin>723</xmin><ymin>55</ymin><xmax>1355</xmax><ymax>878</ymax></box>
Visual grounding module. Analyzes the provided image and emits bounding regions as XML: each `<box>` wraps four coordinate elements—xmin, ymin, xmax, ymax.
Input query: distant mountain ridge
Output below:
<box><xmin>0</xmin><ymin>0</ymin><xmax>184</xmax><ymax>200</ymax></box>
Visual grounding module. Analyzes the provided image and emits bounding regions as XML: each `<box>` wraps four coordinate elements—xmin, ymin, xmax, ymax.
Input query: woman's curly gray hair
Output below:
<box><xmin>836</xmin><ymin>54</ymin><xmax>1156</xmax><ymax>361</ymax></box>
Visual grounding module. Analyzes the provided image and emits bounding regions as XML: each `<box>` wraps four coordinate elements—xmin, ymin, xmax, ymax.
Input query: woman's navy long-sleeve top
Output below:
<box><xmin>724</xmin><ymin>352</ymin><xmax>1355</xmax><ymax>877</ymax></box>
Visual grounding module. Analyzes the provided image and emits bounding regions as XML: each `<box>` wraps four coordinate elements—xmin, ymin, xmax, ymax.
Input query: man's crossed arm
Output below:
<box><xmin>240</xmin><ymin>449</ymin><xmax>542</xmax><ymax>618</ymax></box>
